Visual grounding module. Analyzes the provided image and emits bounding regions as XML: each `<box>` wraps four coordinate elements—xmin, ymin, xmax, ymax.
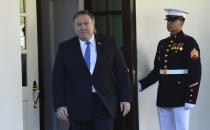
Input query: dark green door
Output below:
<box><xmin>91</xmin><ymin>0</ymin><xmax>123</xmax><ymax>47</ymax></box>
<box><xmin>85</xmin><ymin>0</ymin><xmax>139</xmax><ymax>130</ymax></box>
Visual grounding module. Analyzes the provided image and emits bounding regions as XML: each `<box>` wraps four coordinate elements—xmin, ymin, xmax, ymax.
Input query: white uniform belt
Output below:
<box><xmin>160</xmin><ymin>69</ymin><xmax>188</xmax><ymax>75</ymax></box>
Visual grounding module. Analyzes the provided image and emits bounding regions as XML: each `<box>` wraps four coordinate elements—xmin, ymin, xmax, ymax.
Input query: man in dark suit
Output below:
<box><xmin>138</xmin><ymin>8</ymin><xmax>201</xmax><ymax>130</ymax></box>
<box><xmin>52</xmin><ymin>10</ymin><xmax>131</xmax><ymax>130</ymax></box>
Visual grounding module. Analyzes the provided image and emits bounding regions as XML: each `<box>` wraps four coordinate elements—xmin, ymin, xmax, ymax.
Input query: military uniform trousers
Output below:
<box><xmin>157</xmin><ymin>106</ymin><xmax>190</xmax><ymax>130</ymax></box>
<box><xmin>69</xmin><ymin>93</ymin><xmax>114</xmax><ymax>130</ymax></box>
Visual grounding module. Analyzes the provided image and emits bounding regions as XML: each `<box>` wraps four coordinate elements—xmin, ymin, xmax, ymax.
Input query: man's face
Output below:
<box><xmin>74</xmin><ymin>14</ymin><xmax>95</xmax><ymax>41</ymax></box>
<box><xmin>167</xmin><ymin>19</ymin><xmax>183</xmax><ymax>34</ymax></box>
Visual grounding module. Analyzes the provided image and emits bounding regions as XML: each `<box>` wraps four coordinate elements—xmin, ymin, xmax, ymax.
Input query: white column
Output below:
<box><xmin>0</xmin><ymin>1</ymin><xmax>23</xmax><ymax>130</ymax></box>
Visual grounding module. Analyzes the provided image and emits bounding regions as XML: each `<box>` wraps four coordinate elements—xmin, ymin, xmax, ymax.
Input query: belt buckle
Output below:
<box><xmin>163</xmin><ymin>69</ymin><xmax>168</xmax><ymax>75</ymax></box>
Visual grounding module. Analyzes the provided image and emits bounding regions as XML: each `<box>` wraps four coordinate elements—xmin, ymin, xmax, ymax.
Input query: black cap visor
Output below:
<box><xmin>165</xmin><ymin>15</ymin><xmax>185</xmax><ymax>22</ymax></box>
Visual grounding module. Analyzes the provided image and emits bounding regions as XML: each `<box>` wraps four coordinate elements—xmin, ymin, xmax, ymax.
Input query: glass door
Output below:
<box><xmin>20</xmin><ymin>0</ymin><xmax>40</xmax><ymax>130</ymax></box>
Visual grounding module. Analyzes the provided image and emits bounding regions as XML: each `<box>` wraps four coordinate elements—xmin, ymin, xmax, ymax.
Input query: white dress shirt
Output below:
<box><xmin>79</xmin><ymin>34</ymin><xmax>97</xmax><ymax>92</ymax></box>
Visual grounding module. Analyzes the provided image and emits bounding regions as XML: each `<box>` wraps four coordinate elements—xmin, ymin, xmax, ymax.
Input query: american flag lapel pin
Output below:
<box><xmin>97</xmin><ymin>42</ymin><xmax>102</xmax><ymax>45</ymax></box>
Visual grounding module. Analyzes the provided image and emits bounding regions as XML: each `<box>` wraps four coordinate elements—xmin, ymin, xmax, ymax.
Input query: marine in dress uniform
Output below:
<box><xmin>138</xmin><ymin>8</ymin><xmax>202</xmax><ymax>130</ymax></box>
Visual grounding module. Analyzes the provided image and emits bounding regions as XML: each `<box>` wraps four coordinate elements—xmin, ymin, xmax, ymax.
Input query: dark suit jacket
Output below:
<box><xmin>52</xmin><ymin>34</ymin><xmax>131</xmax><ymax>121</ymax></box>
<box><xmin>140</xmin><ymin>31</ymin><xmax>201</xmax><ymax>107</ymax></box>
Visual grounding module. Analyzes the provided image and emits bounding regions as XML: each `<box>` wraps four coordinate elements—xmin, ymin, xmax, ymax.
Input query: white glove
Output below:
<box><xmin>138</xmin><ymin>82</ymin><xmax>142</xmax><ymax>91</ymax></box>
<box><xmin>184</xmin><ymin>103</ymin><xmax>195</xmax><ymax>110</ymax></box>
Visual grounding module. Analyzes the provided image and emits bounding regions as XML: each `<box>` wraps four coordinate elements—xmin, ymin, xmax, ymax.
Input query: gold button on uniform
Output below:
<box><xmin>190</xmin><ymin>95</ymin><xmax>193</xmax><ymax>97</ymax></box>
<box><xmin>170</xmin><ymin>40</ymin><xmax>173</xmax><ymax>43</ymax></box>
<box><xmin>189</xmin><ymin>100</ymin><xmax>192</xmax><ymax>102</ymax></box>
<box><xmin>168</xmin><ymin>44</ymin><xmax>172</xmax><ymax>47</ymax></box>
<box><xmin>166</xmin><ymin>49</ymin><xmax>169</xmax><ymax>52</ymax></box>
<box><xmin>164</xmin><ymin>60</ymin><xmax>167</xmax><ymax>63</ymax></box>
<box><xmin>190</xmin><ymin>89</ymin><xmax>194</xmax><ymax>92</ymax></box>
<box><xmin>165</xmin><ymin>54</ymin><xmax>168</xmax><ymax>57</ymax></box>
<box><xmin>178</xmin><ymin>81</ymin><xmax>181</xmax><ymax>84</ymax></box>
<box><xmin>164</xmin><ymin>66</ymin><xmax>167</xmax><ymax>69</ymax></box>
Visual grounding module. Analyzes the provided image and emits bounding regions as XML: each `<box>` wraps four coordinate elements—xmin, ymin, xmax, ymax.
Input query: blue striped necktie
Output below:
<box><xmin>84</xmin><ymin>41</ymin><xmax>90</xmax><ymax>70</ymax></box>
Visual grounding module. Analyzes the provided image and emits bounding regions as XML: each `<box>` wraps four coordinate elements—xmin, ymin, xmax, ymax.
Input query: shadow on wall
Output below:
<box><xmin>137</xmin><ymin>45</ymin><xmax>152</xmax><ymax>80</ymax></box>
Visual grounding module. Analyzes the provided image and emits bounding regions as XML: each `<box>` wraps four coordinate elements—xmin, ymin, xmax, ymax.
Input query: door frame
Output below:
<box><xmin>122</xmin><ymin>1</ymin><xmax>138</xmax><ymax>130</ymax></box>
<box><xmin>36</xmin><ymin>0</ymin><xmax>44</xmax><ymax>129</ymax></box>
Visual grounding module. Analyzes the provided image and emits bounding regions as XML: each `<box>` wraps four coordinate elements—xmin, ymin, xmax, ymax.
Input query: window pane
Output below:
<box><xmin>95</xmin><ymin>16</ymin><xmax>106</xmax><ymax>35</ymax></box>
<box><xmin>20</xmin><ymin>0</ymin><xmax>25</xmax><ymax>13</ymax></box>
<box><xmin>109</xmin><ymin>0</ymin><xmax>122</xmax><ymax>11</ymax></box>
<box><xmin>21</xmin><ymin>54</ymin><xmax>27</xmax><ymax>87</ymax></box>
<box><xmin>92</xmin><ymin>0</ymin><xmax>106</xmax><ymax>12</ymax></box>
<box><xmin>110</xmin><ymin>15</ymin><xmax>123</xmax><ymax>47</ymax></box>
<box><xmin>20</xmin><ymin>17</ymin><xmax>26</xmax><ymax>50</ymax></box>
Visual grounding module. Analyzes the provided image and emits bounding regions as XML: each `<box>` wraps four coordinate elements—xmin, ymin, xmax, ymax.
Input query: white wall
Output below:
<box><xmin>136</xmin><ymin>0</ymin><xmax>210</xmax><ymax>130</ymax></box>
<box><xmin>0</xmin><ymin>1</ymin><xmax>23</xmax><ymax>130</ymax></box>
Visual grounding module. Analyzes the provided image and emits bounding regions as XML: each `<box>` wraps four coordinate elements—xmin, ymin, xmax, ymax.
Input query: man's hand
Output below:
<box><xmin>120</xmin><ymin>102</ymin><xmax>131</xmax><ymax>116</ymax></box>
<box><xmin>56</xmin><ymin>106</ymin><xmax>69</xmax><ymax>121</ymax></box>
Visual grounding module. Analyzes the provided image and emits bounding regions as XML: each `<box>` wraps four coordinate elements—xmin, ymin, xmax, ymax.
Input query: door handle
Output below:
<box><xmin>131</xmin><ymin>67</ymin><xmax>136</xmax><ymax>86</ymax></box>
<box><xmin>32</xmin><ymin>81</ymin><xmax>40</xmax><ymax>109</ymax></box>
<box><xmin>128</xmin><ymin>67</ymin><xmax>137</xmax><ymax>86</ymax></box>
<box><xmin>127</xmin><ymin>68</ymin><xmax>129</xmax><ymax>72</ymax></box>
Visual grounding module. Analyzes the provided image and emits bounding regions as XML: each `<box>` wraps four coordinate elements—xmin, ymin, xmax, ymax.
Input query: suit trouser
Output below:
<box><xmin>157</xmin><ymin>106</ymin><xmax>190</xmax><ymax>130</ymax></box>
<box><xmin>69</xmin><ymin>93</ymin><xmax>113</xmax><ymax>130</ymax></box>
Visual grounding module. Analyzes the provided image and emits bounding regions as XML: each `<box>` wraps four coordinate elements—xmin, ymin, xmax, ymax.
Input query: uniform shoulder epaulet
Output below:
<box><xmin>185</xmin><ymin>35</ymin><xmax>197</xmax><ymax>44</ymax></box>
<box><xmin>183</xmin><ymin>35</ymin><xmax>200</xmax><ymax>60</ymax></box>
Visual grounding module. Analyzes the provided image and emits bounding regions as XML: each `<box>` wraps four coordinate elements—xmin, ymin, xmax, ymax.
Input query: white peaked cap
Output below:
<box><xmin>164</xmin><ymin>8</ymin><xmax>189</xmax><ymax>18</ymax></box>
